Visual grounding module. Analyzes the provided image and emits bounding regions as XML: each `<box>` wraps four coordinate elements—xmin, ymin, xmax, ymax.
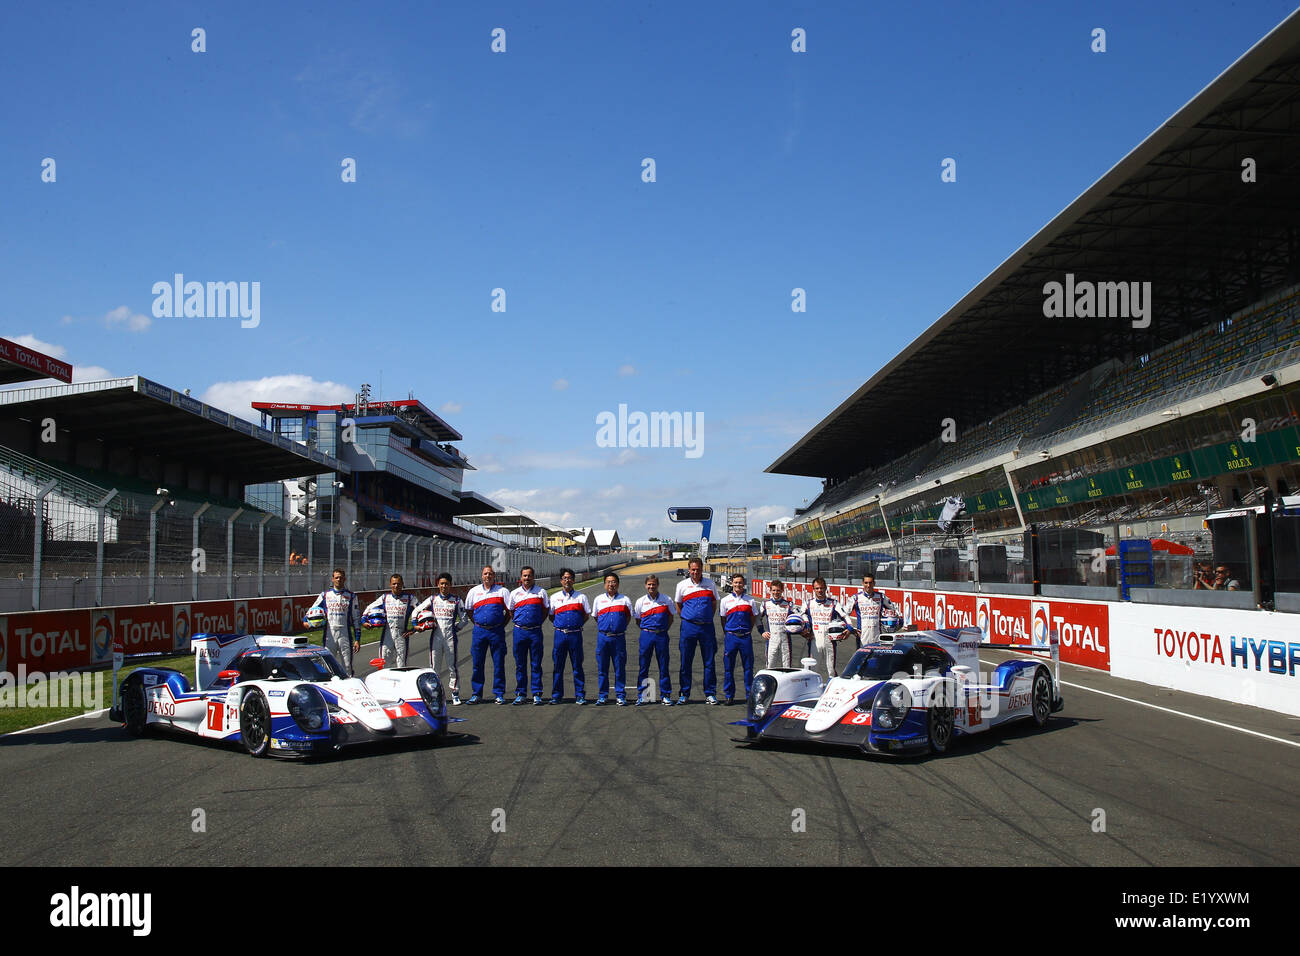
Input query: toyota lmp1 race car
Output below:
<box><xmin>107</xmin><ymin>633</ymin><xmax>459</xmax><ymax>758</ymax></box>
<box><xmin>731</xmin><ymin>627</ymin><xmax>1063</xmax><ymax>757</ymax></box>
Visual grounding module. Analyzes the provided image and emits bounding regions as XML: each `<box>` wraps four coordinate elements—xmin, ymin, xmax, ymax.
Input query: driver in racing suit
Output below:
<box><xmin>309</xmin><ymin>568</ymin><xmax>361</xmax><ymax>677</ymax></box>
<box><xmin>800</xmin><ymin>576</ymin><xmax>854</xmax><ymax>679</ymax></box>
<box><xmin>758</xmin><ymin>579</ymin><xmax>796</xmax><ymax>668</ymax></box>
<box><xmin>414</xmin><ymin>572</ymin><xmax>468</xmax><ymax>705</ymax></box>
<box><xmin>363</xmin><ymin>573</ymin><xmax>416</xmax><ymax>667</ymax></box>
<box><xmin>844</xmin><ymin>572</ymin><xmax>897</xmax><ymax>647</ymax></box>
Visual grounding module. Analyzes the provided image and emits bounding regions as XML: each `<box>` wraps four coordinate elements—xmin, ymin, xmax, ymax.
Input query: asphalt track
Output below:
<box><xmin>0</xmin><ymin>576</ymin><xmax>1296</xmax><ymax>866</ymax></box>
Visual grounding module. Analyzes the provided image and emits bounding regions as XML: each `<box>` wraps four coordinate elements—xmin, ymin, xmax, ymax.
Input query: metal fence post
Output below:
<box><xmin>283</xmin><ymin>520</ymin><xmax>291</xmax><ymax>596</ymax></box>
<box><xmin>148</xmin><ymin>495</ymin><xmax>169</xmax><ymax>604</ymax></box>
<box><xmin>257</xmin><ymin>513</ymin><xmax>272</xmax><ymax>597</ymax></box>
<box><xmin>192</xmin><ymin>502</ymin><xmax>211</xmax><ymax>602</ymax></box>
<box><xmin>94</xmin><ymin>488</ymin><xmax>119</xmax><ymax>606</ymax></box>
<box><xmin>227</xmin><ymin>507</ymin><xmax>244</xmax><ymax>599</ymax></box>
<box><xmin>31</xmin><ymin>479</ymin><xmax>58</xmax><ymax>611</ymax></box>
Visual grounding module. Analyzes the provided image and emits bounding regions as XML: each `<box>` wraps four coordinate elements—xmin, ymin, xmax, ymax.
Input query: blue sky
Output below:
<box><xmin>2</xmin><ymin>1</ymin><xmax>1296</xmax><ymax>539</ymax></box>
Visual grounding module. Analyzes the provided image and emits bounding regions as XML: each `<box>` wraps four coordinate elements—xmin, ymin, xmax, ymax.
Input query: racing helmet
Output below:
<box><xmin>412</xmin><ymin>608</ymin><xmax>436</xmax><ymax>631</ymax></box>
<box><xmin>826</xmin><ymin>621</ymin><xmax>848</xmax><ymax>642</ymax></box>
<box><xmin>880</xmin><ymin>610</ymin><xmax>902</xmax><ymax>633</ymax></box>
<box><xmin>302</xmin><ymin>607</ymin><xmax>326</xmax><ymax>629</ymax></box>
<box><xmin>361</xmin><ymin>610</ymin><xmax>386</xmax><ymax>629</ymax></box>
<box><xmin>783</xmin><ymin>613</ymin><xmax>805</xmax><ymax>635</ymax></box>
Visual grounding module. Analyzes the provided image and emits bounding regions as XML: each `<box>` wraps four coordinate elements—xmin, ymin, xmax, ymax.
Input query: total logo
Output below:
<box><xmin>172</xmin><ymin>605</ymin><xmax>191</xmax><ymax>652</ymax></box>
<box><xmin>934</xmin><ymin>594</ymin><xmax>947</xmax><ymax>629</ymax></box>
<box><xmin>280</xmin><ymin>600</ymin><xmax>294</xmax><ymax>634</ymax></box>
<box><xmin>1031</xmin><ymin>602</ymin><xmax>1051</xmax><ymax>645</ymax></box>
<box><xmin>93</xmin><ymin>611</ymin><xmax>115</xmax><ymax>661</ymax></box>
<box><xmin>976</xmin><ymin>598</ymin><xmax>990</xmax><ymax>640</ymax></box>
<box><xmin>234</xmin><ymin>602</ymin><xmax>248</xmax><ymax>636</ymax></box>
<box><xmin>249</xmin><ymin>606</ymin><xmax>280</xmax><ymax>633</ymax></box>
<box><xmin>902</xmin><ymin>592</ymin><xmax>935</xmax><ymax>627</ymax></box>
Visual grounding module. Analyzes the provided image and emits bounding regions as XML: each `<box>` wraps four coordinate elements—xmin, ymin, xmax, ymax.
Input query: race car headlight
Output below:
<box><xmin>872</xmin><ymin>682</ymin><xmax>912</xmax><ymax>730</ymax></box>
<box><xmin>287</xmin><ymin>685</ymin><xmax>328</xmax><ymax>733</ymax></box>
<box><xmin>749</xmin><ymin>674</ymin><xmax>777</xmax><ymax>719</ymax></box>
<box><xmin>416</xmin><ymin>672</ymin><xmax>445</xmax><ymax>713</ymax></box>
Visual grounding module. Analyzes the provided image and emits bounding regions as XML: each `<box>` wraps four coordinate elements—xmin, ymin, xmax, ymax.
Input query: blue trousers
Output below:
<box><xmin>678</xmin><ymin>619</ymin><xmax>717</xmax><ymax>697</ymax></box>
<box><xmin>722</xmin><ymin>630</ymin><xmax>755</xmax><ymax>700</ymax></box>
<box><xmin>637</xmin><ymin>630</ymin><xmax>671</xmax><ymax>700</ymax></box>
<box><xmin>552</xmin><ymin>628</ymin><xmax>585</xmax><ymax>700</ymax></box>
<box><xmin>512</xmin><ymin>625</ymin><xmax>544</xmax><ymax>696</ymax></box>
<box><xmin>470</xmin><ymin>626</ymin><xmax>507</xmax><ymax>697</ymax></box>
<box><xmin>596</xmin><ymin>631</ymin><xmax>628</xmax><ymax>699</ymax></box>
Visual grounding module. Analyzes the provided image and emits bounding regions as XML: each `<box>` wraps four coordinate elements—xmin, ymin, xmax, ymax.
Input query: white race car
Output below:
<box><xmin>732</xmin><ymin>627</ymin><xmax>1062</xmax><ymax>756</ymax></box>
<box><xmin>109</xmin><ymin>633</ymin><xmax>458</xmax><ymax>758</ymax></box>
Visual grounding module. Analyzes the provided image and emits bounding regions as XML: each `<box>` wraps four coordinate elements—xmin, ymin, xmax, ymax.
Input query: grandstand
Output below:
<box><xmin>769</xmin><ymin>11</ymin><xmax>1300</xmax><ymax>602</ymax></box>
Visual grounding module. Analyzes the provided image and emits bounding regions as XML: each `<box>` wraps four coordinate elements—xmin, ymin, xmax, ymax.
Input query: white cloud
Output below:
<box><xmin>104</xmin><ymin>305</ymin><xmax>151</xmax><ymax>333</ymax></box>
<box><xmin>599</xmin><ymin>484</ymin><xmax>625</xmax><ymax>499</ymax></box>
<box><xmin>552</xmin><ymin>378</ymin><xmax>569</xmax><ymax>391</ymax></box>
<box><xmin>440</xmin><ymin>401</ymin><xmax>463</xmax><ymax>414</ymax></box>
<box><xmin>617</xmin><ymin>364</ymin><xmax>636</xmax><ymax>377</ymax></box>
<box><xmin>200</xmin><ymin>375</ymin><xmax>354</xmax><ymax>422</ymax></box>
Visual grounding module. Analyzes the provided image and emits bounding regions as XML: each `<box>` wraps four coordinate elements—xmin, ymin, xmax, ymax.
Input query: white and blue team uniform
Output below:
<box><xmin>510</xmin><ymin>584</ymin><xmax>550</xmax><ymax>703</ymax></box>
<box><xmin>414</xmin><ymin>591</ymin><xmax>466</xmax><ymax>700</ymax></box>
<box><xmin>633</xmin><ymin>593</ymin><xmax>674</xmax><ymax>704</ymax></box>
<box><xmin>465</xmin><ymin>582</ymin><xmax>513</xmax><ymax>701</ymax></box>
<box><xmin>362</xmin><ymin>591</ymin><xmax>416</xmax><ymax>667</ymax></box>
<box><xmin>759</xmin><ymin>595</ymin><xmax>796</xmax><ymax>668</ymax></box>
<box><xmin>845</xmin><ymin>588</ymin><xmax>897</xmax><ymax>647</ymax></box>
<box><xmin>592</xmin><ymin>591</ymin><xmax>634</xmax><ymax>704</ymax></box>
<box><xmin>719</xmin><ymin>589</ymin><xmax>761</xmax><ymax>701</ymax></box>
<box><xmin>309</xmin><ymin>586</ymin><xmax>361</xmax><ymax>677</ymax></box>
<box><xmin>549</xmin><ymin>587</ymin><xmax>591</xmax><ymax>703</ymax></box>
<box><xmin>674</xmin><ymin>575</ymin><xmax>721</xmax><ymax>702</ymax></box>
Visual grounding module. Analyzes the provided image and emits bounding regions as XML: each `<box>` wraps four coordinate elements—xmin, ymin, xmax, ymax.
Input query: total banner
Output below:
<box><xmin>1110</xmin><ymin>603</ymin><xmax>1300</xmax><ymax>716</ymax></box>
<box><xmin>751</xmin><ymin>580</ymin><xmax>1111</xmax><ymax>671</ymax></box>
<box><xmin>0</xmin><ymin>587</ymin><xmax>470</xmax><ymax>673</ymax></box>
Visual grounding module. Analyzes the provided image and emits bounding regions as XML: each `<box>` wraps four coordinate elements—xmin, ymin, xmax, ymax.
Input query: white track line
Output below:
<box><xmin>6</xmin><ymin>708</ymin><xmax>108</xmax><ymax>736</ymax></box>
<box><xmin>979</xmin><ymin>658</ymin><xmax>1300</xmax><ymax>749</ymax></box>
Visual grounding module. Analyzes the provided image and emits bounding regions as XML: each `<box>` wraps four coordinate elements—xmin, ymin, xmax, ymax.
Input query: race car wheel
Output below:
<box><xmin>928</xmin><ymin>705</ymin><xmax>955</xmax><ymax>755</ymax></box>
<box><xmin>122</xmin><ymin>677</ymin><xmax>148</xmax><ymax>737</ymax></box>
<box><xmin>240</xmin><ymin>690</ymin><xmax>272</xmax><ymax>758</ymax></box>
<box><xmin>1031</xmin><ymin>668</ymin><xmax>1052</xmax><ymax>728</ymax></box>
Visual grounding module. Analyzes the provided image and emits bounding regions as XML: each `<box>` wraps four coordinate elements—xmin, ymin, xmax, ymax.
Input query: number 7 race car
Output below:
<box><xmin>730</xmin><ymin>627</ymin><xmax>1063</xmax><ymax>757</ymax></box>
<box><xmin>107</xmin><ymin>633</ymin><xmax>459</xmax><ymax>758</ymax></box>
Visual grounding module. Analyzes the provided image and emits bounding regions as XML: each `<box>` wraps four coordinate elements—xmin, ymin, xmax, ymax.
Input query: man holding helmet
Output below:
<box><xmin>844</xmin><ymin>572</ymin><xmax>898</xmax><ymax>647</ymax></box>
<box><xmin>308</xmin><ymin>568</ymin><xmax>361</xmax><ymax>677</ymax></box>
<box><xmin>362</xmin><ymin>573</ymin><xmax>417</xmax><ymax>667</ymax></box>
<box><xmin>799</xmin><ymin>576</ymin><xmax>854</xmax><ymax>678</ymax></box>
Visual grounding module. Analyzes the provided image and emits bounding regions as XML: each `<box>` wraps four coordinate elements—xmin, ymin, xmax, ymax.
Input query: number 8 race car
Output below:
<box><xmin>731</xmin><ymin>627</ymin><xmax>1063</xmax><ymax>757</ymax></box>
<box><xmin>108</xmin><ymin>633</ymin><xmax>460</xmax><ymax>758</ymax></box>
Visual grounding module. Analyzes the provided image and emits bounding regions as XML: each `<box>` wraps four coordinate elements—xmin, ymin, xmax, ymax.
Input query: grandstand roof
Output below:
<box><xmin>0</xmin><ymin>377</ymin><xmax>349</xmax><ymax>482</ymax></box>
<box><xmin>769</xmin><ymin>9</ymin><xmax>1300</xmax><ymax>480</ymax></box>
<box><xmin>0</xmin><ymin>337</ymin><xmax>72</xmax><ymax>386</ymax></box>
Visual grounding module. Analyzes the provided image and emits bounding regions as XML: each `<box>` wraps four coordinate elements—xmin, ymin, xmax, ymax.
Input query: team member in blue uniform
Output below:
<box><xmin>509</xmin><ymin>566</ymin><xmax>550</xmax><ymax>705</ymax></box>
<box><xmin>674</xmin><ymin>558</ymin><xmax>721</xmax><ymax>705</ymax></box>
<box><xmin>719</xmin><ymin>574</ymin><xmax>761</xmax><ymax>705</ymax></box>
<box><xmin>592</xmin><ymin>573</ymin><xmax>634</xmax><ymax>706</ymax></box>
<box><xmin>549</xmin><ymin>568</ymin><xmax>591</xmax><ymax>704</ymax></box>
<box><xmin>464</xmin><ymin>565</ymin><xmax>513</xmax><ymax>704</ymax></box>
<box><xmin>633</xmin><ymin>575</ymin><xmax>675</xmax><ymax>706</ymax></box>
